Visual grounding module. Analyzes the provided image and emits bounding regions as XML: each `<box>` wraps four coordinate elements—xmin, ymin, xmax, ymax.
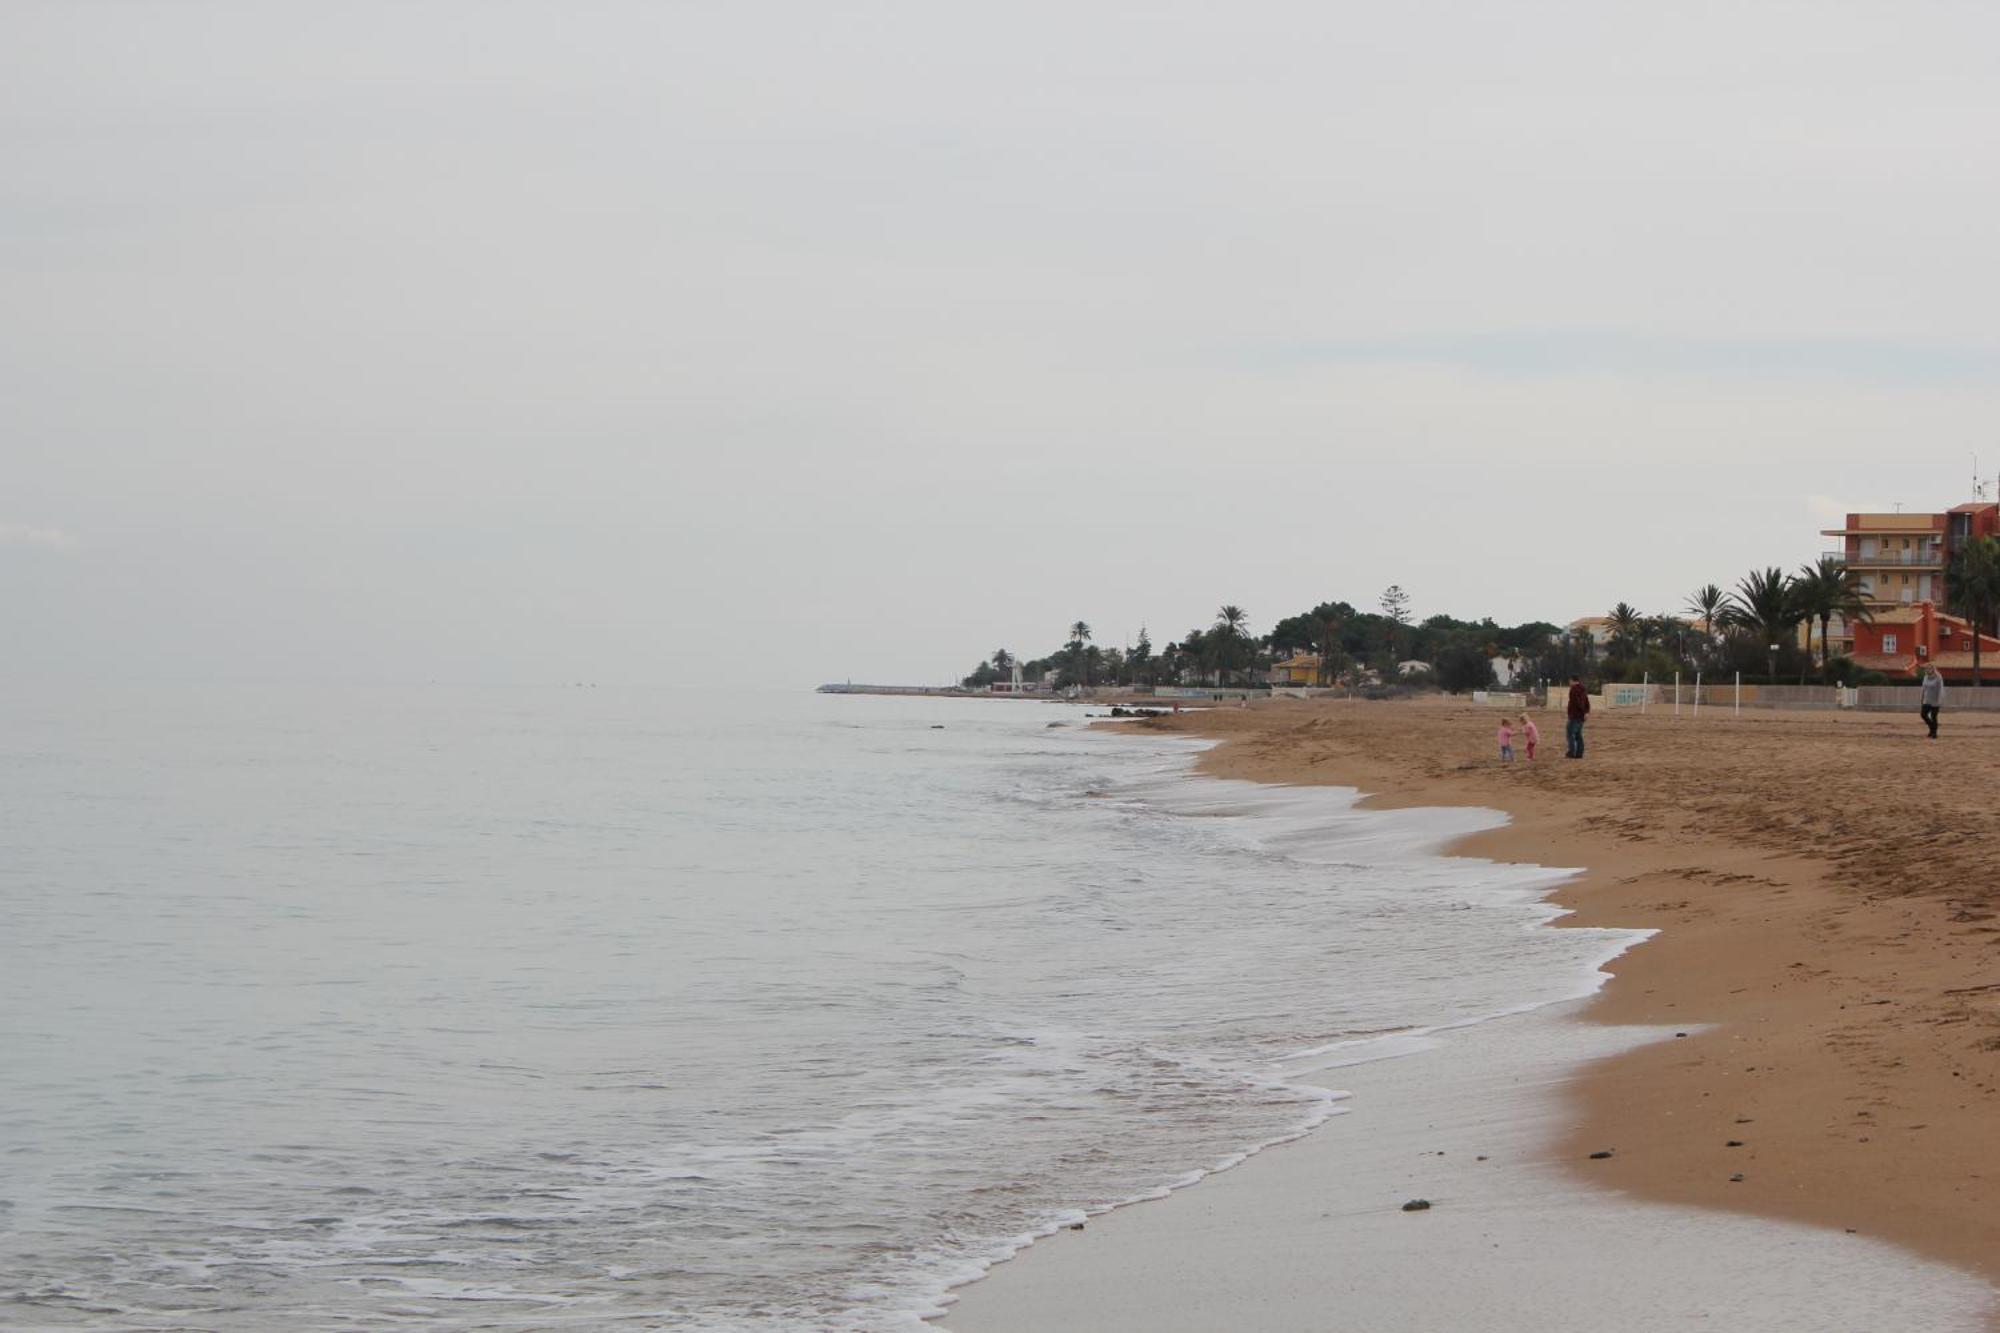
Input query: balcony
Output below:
<box><xmin>1824</xmin><ymin>546</ymin><xmax>1942</xmax><ymax>568</ymax></box>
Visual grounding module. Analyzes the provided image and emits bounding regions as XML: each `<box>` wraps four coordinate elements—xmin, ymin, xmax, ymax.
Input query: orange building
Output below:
<box><xmin>1849</xmin><ymin>601</ymin><xmax>2000</xmax><ymax>684</ymax></box>
<box><xmin>1270</xmin><ymin>653</ymin><xmax>1322</xmax><ymax>686</ymax></box>
<box><xmin>1819</xmin><ymin>502</ymin><xmax>2000</xmax><ymax>653</ymax></box>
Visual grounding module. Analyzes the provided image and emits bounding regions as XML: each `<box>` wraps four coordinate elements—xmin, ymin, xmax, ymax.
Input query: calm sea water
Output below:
<box><xmin>0</xmin><ymin>686</ymin><xmax>1636</xmax><ymax>1330</ymax></box>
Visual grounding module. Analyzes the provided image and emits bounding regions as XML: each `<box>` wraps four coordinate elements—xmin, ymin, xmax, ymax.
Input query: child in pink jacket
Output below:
<box><xmin>1498</xmin><ymin>719</ymin><xmax>1515</xmax><ymax>763</ymax></box>
<box><xmin>1520</xmin><ymin>714</ymin><xmax>1539</xmax><ymax>762</ymax></box>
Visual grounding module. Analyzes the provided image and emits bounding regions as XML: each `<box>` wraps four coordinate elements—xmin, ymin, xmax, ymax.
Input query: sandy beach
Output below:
<box><xmin>941</xmin><ymin>695</ymin><xmax>2000</xmax><ymax>1329</ymax></box>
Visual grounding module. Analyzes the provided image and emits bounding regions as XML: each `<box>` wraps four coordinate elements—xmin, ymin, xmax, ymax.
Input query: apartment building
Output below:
<box><xmin>1818</xmin><ymin>503</ymin><xmax>2000</xmax><ymax>653</ymax></box>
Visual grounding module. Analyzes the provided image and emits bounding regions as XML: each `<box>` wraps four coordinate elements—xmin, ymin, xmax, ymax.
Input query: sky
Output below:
<box><xmin>8</xmin><ymin>1</ymin><xmax>2000</xmax><ymax>688</ymax></box>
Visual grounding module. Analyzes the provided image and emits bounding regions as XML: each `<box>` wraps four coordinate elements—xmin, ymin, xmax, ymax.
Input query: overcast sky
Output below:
<box><xmin>9</xmin><ymin>1</ymin><xmax>2000</xmax><ymax>687</ymax></box>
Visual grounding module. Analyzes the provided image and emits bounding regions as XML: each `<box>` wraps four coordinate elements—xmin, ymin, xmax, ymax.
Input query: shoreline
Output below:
<box><xmin>1168</xmin><ymin>698</ymin><xmax>2000</xmax><ymax>1291</ymax></box>
<box><xmin>939</xmin><ymin>699</ymin><xmax>2000</xmax><ymax>1329</ymax></box>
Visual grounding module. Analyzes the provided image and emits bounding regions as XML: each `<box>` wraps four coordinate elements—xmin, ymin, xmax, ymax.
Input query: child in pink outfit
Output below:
<box><xmin>1498</xmin><ymin>719</ymin><xmax>1515</xmax><ymax>762</ymax></box>
<box><xmin>1520</xmin><ymin>715</ymin><xmax>1538</xmax><ymax>761</ymax></box>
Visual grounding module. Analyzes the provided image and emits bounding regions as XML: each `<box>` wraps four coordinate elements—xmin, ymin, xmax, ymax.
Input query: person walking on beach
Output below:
<box><xmin>1920</xmin><ymin>664</ymin><xmax>1944</xmax><ymax>740</ymax></box>
<box><xmin>1565</xmin><ymin>675</ymin><xmax>1590</xmax><ymax>759</ymax></box>
<box><xmin>1520</xmin><ymin>714</ymin><xmax>1539</xmax><ymax>762</ymax></box>
<box><xmin>1498</xmin><ymin>717</ymin><xmax>1515</xmax><ymax>763</ymax></box>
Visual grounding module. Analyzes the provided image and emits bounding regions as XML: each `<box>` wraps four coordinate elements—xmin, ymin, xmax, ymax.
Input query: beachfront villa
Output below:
<box><xmin>1848</xmin><ymin>600</ymin><xmax>2000</xmax><ymax>683</ymax></box>
<box><xmin>1566</xmin><ymin>616</ymin><xmax>1615</xmax><ymax>652</ymax></box>
<box><xmin>1270</xmin><ymin>653</ymin><xmax>1321</xmax><ymax>686</ymax></box>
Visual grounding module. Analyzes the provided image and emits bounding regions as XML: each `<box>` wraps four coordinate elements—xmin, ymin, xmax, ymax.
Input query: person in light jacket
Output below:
<box><xmin>1920</xmin><ymin>664</ymin><xmax>1944</xmax><ymax>740</ymax></box>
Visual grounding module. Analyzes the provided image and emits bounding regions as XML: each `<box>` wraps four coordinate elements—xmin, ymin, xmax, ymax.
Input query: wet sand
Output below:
<box><xmin>1173</xmin><ymin>696</ymin><xmax>2000</xmax><ymax>1285</ymax></box>
<box><xmin>940</xmin><ymin>695</ymin><xmax>2000</xmax><ymax>1329</ymax></box>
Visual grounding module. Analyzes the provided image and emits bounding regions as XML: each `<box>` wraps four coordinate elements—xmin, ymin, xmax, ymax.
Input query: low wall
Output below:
<box><xmin>1853</xmin><ymin>685</ymin><xmax>2000</xmax><ymax>712</ymax></box>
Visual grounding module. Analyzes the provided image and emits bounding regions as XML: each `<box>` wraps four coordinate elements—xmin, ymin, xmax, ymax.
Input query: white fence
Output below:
<box><xmin>1536</xmin><ymin>680</ymin><xmax>2000</xmax><ymax>713</ymax></box>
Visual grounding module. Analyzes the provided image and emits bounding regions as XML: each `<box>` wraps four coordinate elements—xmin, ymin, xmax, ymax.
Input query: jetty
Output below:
<box><xmin>815</xmin><ymin>683</ymin><xmax>977</xmax><ymax>697</ymax></box>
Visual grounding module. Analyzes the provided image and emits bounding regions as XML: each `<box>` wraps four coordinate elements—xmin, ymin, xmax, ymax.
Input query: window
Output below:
<box><xmin>1884</xmin><ymin>634</ymin><xmax>1899</xmax><ymax>653</ymax></box>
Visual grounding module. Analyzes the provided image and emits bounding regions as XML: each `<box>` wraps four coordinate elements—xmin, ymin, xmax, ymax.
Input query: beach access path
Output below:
<box><xmin>942</xmin><ymin>696</ymin><xmax>2000</xmax><ymax>1331</ymax></box>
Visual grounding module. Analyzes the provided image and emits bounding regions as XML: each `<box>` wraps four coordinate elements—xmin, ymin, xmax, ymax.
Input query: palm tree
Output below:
<box><xmin>1946</xmin><ymin>536</ymin><xmax>2000</xmax><ymax>687</ymax></box>
<box><xmin>992</xmin><ymin>648</ymin><xmax>1014</xmax><ymax>675</ymax></box>
<box><xmin>1791</xmin><ymin>557</ymin><xmax>1871</xmax><ymax>678</ymax></box>
<box><xmin>1067</xmin><ymin>621</ymin><xmax>1093</xmax><ymax>687</ymax></box>
<box><xmin>1723</xmin><ymin>568</ymin><xmax>1802</xmax><ymax>671</ymax></box>
<box><xmin>1215</xmin><ymin>605</ymin><xmax>1249</xmax><ymax>685</ymax></box>
<box><xmin>1607</xmin><ymin>602</ymin><xmax>1642</xmax><ymax>662</ymax></box>
<box><xmin>1636</xmin><ymin>615</ymin><xmax>1661</xmax><ymax>661</ymax></box>
<box><xmin>1652</xmin><ymin>614</ymin><xmax>1695</xmax><ymax>666</ymax></box>
<box><xmin>1685</xmin><ymin>583</ymin><xmax>1727</xmax><ymax>639</ymax></box>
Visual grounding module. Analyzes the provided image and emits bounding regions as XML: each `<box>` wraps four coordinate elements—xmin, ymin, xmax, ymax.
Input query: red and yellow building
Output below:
<box><xmin>1819</xmin><ymin>502</ymin><xmax>2000</xmax><ymax>654</ymax></box>
<box><xmin>1849</xmin><ymin>601</ymin><xmax>2000</xmax><ymax>683</ymax></box>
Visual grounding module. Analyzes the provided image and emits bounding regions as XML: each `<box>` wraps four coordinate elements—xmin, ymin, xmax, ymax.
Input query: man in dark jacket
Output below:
<box><xmin>1566</xmin><ymin>675</ymin><xmax>1590</xmax><ymax>759</ymax></box>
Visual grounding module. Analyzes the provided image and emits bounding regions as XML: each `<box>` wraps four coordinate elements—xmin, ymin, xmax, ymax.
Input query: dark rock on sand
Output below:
<box><xmin>1401</xmin><ymin>1199</ymin><xmax>1432</xmax><ymax>1212</ymax></box>
<box><xmin>1589</xmin><ymin>1150</ymin><xmax>1615</xmax><ymax>1160</ymax></box>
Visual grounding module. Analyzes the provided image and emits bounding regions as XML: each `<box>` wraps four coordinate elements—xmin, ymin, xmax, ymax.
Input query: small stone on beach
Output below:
<box><xmin>1401</xmin><ymin>1199</ymin><xmax>1431</xmax><ymax>1212</ymax></box>
<box><xmin>1589</xmin><ymin>1150</ymin><xmax>1615</xmax><ymax>1160</ymax></box>
<box><xmin>1726</xmin><ymin>1140</ymin><xmax>1744</xmax><ymax>1147</ymax></box>
<box><xmin>1729</xmin><ymin>1173</ymin><xmax>1745</xmax><ymax>1183</ymax></box>
<box><xmin>1066</xmin><ymin>1221</ymin><xmax>1085</xmax><ymax>1231</ymax></box>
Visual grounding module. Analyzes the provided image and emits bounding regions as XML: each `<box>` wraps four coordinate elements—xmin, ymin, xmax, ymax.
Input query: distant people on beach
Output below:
<box><xmin>1520</xmin><ymin>714</ymin><xmax>1538</xmax><ymax>762</ymax></box>
<box><xmin>1566</xmin><ymin>675</ymin><xmax>1590</xmax><ymax>759</ymax></box>
<box><xmin>1920</xmin><ymin>664</ymin><xmax>1943</xmax><ymax>740</ymax></box>
<box><xmin>1498</xmin><ymin>718</ymin><xmax>1514</xmax><ymax>763</ymax></box>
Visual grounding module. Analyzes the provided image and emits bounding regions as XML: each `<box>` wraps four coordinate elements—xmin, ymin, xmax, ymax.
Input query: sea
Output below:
<box><xmin>0</xmin><ymin>686</ymin><xmax>1644</xmax><ymax>1331</ymax></box>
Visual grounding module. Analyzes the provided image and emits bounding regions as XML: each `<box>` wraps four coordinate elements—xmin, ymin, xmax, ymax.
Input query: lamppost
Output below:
<box><xmin>1768</xmin><ymin>643</ymin><xmax>1780</xmax><ymax>684</ymax></box>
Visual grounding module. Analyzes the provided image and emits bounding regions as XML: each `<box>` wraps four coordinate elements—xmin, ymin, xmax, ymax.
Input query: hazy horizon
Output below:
<box><xmin>10</xmin><ymin>2</ymin><xmax>2000</xmax><ymax>689</ymax></box>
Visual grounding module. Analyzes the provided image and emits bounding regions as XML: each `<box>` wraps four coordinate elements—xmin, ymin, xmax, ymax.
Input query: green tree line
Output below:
<box><xmin>960</xmin><ymin>538</ymin><xmax>2000</xmax><ymax>694</ymax></box>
